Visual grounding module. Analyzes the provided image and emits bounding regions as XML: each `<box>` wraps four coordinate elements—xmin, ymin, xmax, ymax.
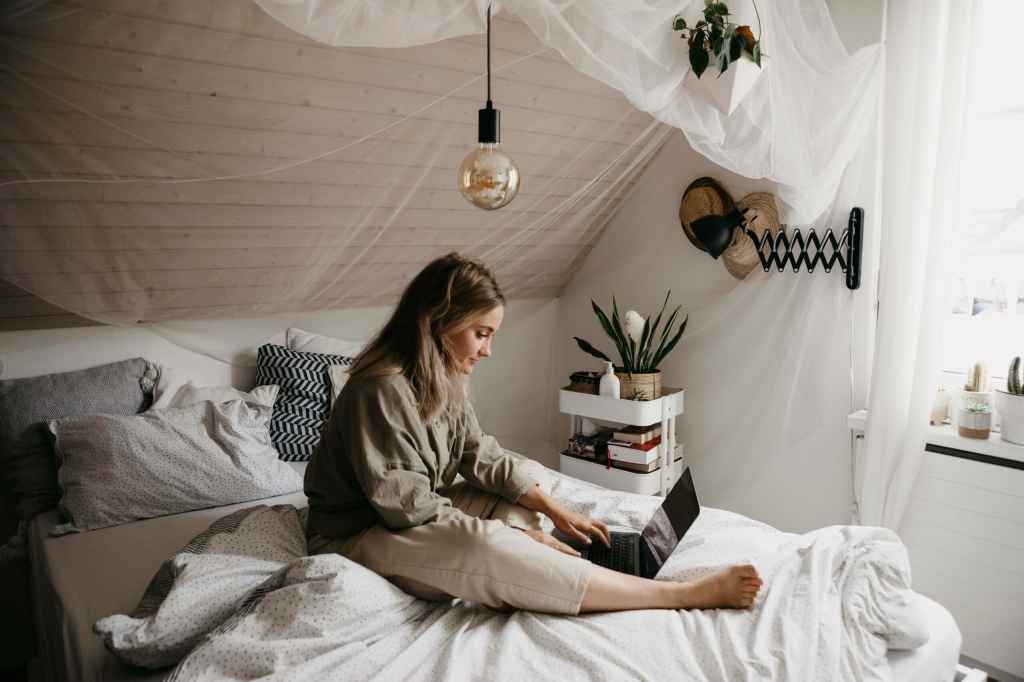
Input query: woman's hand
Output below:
<box><xmin>517</xmin><ymin>484</ymin><xmax>611</xmax><ymax>549</ymax></box>
<box><xmin>519</xmin><ymin>528</ymin><xmax>582</xmax><ymax>557</ymax></box>
<box><xmin>547</xmin><ymin>506</ymin><xmax>612</xmax><ymax>548</ymax></box>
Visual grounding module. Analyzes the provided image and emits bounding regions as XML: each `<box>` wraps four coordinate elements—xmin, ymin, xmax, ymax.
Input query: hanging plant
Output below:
<box><xmin>673</xmin><ymin>0</ymin><xmax>763</xmax><ymax>79</ymax></box>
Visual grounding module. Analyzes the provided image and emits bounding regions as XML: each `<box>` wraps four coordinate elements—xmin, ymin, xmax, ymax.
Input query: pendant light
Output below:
<box><xmin>458</xmin><ymin>4</ymin><xmax>520</xmax><ymax>210</ymax></box>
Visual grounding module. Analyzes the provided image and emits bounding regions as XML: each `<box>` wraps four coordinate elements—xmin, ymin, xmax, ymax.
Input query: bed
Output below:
<box><xmin>29</xmin><ymin>459</ymin><xmax>962</xmax><ymax>682</ymax></box>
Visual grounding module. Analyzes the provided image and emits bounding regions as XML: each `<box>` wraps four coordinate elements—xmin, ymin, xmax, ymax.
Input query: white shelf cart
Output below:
<box><xmin>559</xmin><ymin>387</ymin><xmax>685</xmax><ymax>496</ymax></box>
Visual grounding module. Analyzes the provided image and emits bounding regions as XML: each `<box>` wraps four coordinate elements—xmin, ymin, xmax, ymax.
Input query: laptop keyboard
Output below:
<box><xmin>586</xmin><ymin>532</ymin><xmax>637</xmax><ymax>574</ymax></box>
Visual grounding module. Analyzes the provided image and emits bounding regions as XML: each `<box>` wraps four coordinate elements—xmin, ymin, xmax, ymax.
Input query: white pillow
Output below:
<box><xmin>151</xmin><ymin>365</ymin><xmax>278</xmax><ymax>410</ymax></box>
<box><xmin>328</xmin><ymin>365</ymin><xmax>350</xmax><ymax>405</ymax></box>
<box><xmin>168</xmin><ymin>382</ymin><xmax>278</xmax><ymax>409</ymax></box>
<box><xmin>49</xmin><ymin>401</ymin><xmax>304</xmax><ymax>534</ymax></box>
<box><xmin>285</xmin><ymin>327</ymin><xmax>365</xmax><ymax>358</ymax></box>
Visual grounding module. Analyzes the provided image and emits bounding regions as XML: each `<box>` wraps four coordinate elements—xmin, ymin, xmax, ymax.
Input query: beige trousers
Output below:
<box><xmin>308</xmin><ymin>481</ymin><xmax>593</xmax><ymax>615</ymax></box>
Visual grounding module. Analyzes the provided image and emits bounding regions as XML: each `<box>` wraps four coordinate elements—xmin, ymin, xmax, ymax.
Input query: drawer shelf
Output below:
<box><xmin>559</xmin><ymin>386</ymin><xmax>684</xmax><ymax>426</ymax></box>
<box><xmin>559</xmin><ymin>452</ymin><xmax>684</xmax><ymax>496</ymax></box>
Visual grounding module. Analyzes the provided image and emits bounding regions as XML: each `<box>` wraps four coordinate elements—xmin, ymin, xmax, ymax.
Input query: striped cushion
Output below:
<box><xmin>255</xmin><ymin>344</ymin><xmax>354</xmax><ymax>461</ymax></box>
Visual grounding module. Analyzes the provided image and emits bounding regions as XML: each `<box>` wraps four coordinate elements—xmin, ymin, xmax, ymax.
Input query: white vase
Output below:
<box><xmin>994</xmin><ymin>390</ymin><xmax>1024</xmax><ymax>445</ymax></box>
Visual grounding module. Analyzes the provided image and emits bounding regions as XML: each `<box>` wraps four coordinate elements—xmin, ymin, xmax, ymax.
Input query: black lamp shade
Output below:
<box><xmin>691</xmin><ymin>208</ymin><xmax>746</xmax><ymax>259</ymax></box>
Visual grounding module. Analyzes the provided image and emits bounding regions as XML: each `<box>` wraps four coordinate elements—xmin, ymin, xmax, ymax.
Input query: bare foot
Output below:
<box><xmin>674</xmin><ymin>564</ymin><xmax>763</xmax><ymax>610</ymax></box>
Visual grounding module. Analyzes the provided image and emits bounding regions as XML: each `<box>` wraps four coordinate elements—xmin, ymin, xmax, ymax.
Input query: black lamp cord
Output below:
<box><xmin>486</xmin><ymin>4</ymin><xmax>492</xmax><ymax>106</ymax></box>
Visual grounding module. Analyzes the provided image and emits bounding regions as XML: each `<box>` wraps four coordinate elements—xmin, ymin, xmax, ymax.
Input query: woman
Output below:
<box><xmin>305</xmin><ymin>252</ymin><xmax>761</xmax><ymax>615</ymax></box>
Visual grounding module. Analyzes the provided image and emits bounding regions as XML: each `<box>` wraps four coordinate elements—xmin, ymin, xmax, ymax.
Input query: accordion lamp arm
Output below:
<box><xmin>692</xmin><ymin>207</ymin><xmax>865</xmax><ymax>291</ymax></box>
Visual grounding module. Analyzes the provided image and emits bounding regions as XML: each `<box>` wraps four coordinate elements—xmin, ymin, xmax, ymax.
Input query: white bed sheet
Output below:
<box><xmin>888</xmin><ymin>593</ymin><xmax>962</xmax><ymax>681</ymax></box>
<box><xmin>29</xmin><ymin>463</ymin><xmax>308</xmax><ymax>682</ymax></box>
<box><xmin>29</xmin><ymin>460</ymin><xmax>961</xmax><ymax>681</ymax></box>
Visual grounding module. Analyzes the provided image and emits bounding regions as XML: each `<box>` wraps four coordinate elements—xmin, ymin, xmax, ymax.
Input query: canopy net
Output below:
<box><xmin>0</xmin><ymin>0</ymin><xmax>879</xmax><ymax>327</ymax></box>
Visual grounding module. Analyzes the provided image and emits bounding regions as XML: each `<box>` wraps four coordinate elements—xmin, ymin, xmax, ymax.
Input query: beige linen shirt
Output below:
<box><xmin>304</xmin><ymin>372</ymin><xmax>537</xmax><ymax>540</ymax></box>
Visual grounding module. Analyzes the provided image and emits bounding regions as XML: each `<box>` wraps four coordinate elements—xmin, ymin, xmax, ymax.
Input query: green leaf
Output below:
<box><xmin>752</xmin><ymin>43</ymin><xmax>762</xmax><ymax>67</ymax></box>
<box><xmin>690</xmin><ymin>42</ymin><xmax>709</xmax><ymax>79</ymax></box>
<box><xmin>611</xmin><ymin>296</ymin><xmax>633</xmax><ymax>371</ymax></box>
<box><xmin>640</xmin><ymin>291</ymin><xmax>671</xmax><ymax>370</ymax></box>
<box><xmin>673</xmin><ymin>16</ymin><xmax>687</xmax><ymax>31</ymax></box>
<box><xmin>650</xmin><ymin>315</ymin><xmax>689</xmax><ymax>370</ymax></box>
<box><xmin>711</xmin><ymin>33</ymin><xmax>724</xmax><ymax>55</ymax></box>
<box><xmin>591</xmin><ymin>300</ymin><xmax>627</xmax><ymax>365</ymax></box>
<box><xmin>652</xmin><ymin>305</ymin><xmax>682</xmax><ymax>360</ymax></box>
<box><xmin>637</xmin><ymin>317</ymin><xmax>652</xmax><ymax>371</ymax></box>
<box><xmin>717</xmin><ymin>49</ymin><xmax>730</xmax><ymax>75</ymax></box>
<box><xmin>729</xmin><ymin>32</ymin><xmax>743</xmax><ymax>61</ymax></box>
<box><xmin>590</xmin><ymin>300</ymin><xmax>614</xmax><ymax>337</ymax></box>
<box><xmin>573</xmin><ymin>337</ymin><xmax>611</xmax><ymax>363</ymax></box>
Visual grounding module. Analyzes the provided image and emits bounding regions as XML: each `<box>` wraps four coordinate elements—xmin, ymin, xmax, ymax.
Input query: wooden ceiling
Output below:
<box><xmin>0</xmin><ymin>1</ymin><xmax>670</xmax><ymax>328</ymax></box>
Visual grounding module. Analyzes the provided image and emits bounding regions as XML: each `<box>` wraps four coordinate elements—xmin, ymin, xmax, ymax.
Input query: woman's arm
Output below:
<box><xmin>518</xmin><ymin>484</ymin><xmax>611</xmax><ymax>548</ymax></box>
<box><xmin>457</xmin><ymin>403</ymin><xmax>537</xmax><ymax>502</ymax></box>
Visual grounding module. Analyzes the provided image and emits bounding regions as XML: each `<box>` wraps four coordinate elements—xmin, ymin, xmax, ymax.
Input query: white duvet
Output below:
<box><xmin>163</xmin><ymin>469</ymin><xmax>928</xmax><ymax>681</ymax></box>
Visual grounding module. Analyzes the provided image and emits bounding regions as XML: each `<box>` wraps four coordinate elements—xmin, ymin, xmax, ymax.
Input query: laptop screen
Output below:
<box><xmin>640</xmin><ymin>467</ymin><xmax>700</xmax><ymax>572</ymax></box>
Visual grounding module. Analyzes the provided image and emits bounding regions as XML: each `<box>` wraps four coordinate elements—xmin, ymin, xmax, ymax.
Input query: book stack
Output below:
<box><xmin>606</xmin><ymin>424</ymin><xmax>674</xmax><ymax>473</ymax></box>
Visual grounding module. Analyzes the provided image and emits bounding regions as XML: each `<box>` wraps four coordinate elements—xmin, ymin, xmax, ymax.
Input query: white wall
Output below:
<box><xmin>555</xmin><ymin>0</ymin><xmax>886</xmax><ymax>532</ymax></box>
<box><xmin>0</xmin><ymin>297</ymin><xmax>562</xmax><ymax>467</ymax></box>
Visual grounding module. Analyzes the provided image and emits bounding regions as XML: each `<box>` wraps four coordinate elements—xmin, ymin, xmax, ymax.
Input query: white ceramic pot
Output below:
<box><xmin>957</xmin><ymin>408</ymin><xmax>991</xmax><ymax>439</ymax></box>
<box><xmin>994</xmin><ymin>390</ymin><xmax>1024</xmax><ymax>445</ymax></box>
<box><xmin>684</xmin><ymin>56</ymin><xmax>765</xmax><ymax>115</ymax></box>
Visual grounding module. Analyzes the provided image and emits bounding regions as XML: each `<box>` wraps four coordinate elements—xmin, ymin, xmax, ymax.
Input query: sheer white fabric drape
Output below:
<box><xmin>857</xmin><ymin>0</ymin><xmax>978</xmax><ymax>529</ymax></box>
<box><xmin>254</xmin><ymin>0</ymin><xmax>883</xmax><ymax>223</ymax></box>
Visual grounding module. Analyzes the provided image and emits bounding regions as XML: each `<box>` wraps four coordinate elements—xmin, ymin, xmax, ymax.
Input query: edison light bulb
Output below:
<box><xmin>458</xmin><ymin>143</ymin><xmax>520</xmax><ymax>210</ymax></box>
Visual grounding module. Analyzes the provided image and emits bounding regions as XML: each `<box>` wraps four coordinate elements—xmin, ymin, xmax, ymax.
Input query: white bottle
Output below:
<box><xmin>598</xmin><ymin>361</ymin><xmax>620</xmax><ymax>399</ymax></box>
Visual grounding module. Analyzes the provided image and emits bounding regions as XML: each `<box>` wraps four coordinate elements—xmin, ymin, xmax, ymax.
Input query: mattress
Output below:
<box><xmin>29</xmin><ymin>460</ymin><xmax>962</xmax><ymax>681</ymax></box>
<box><xmin>29</xmin><ymin>463</ymin><xmax>309</xmax><ymax>682</ymax></box>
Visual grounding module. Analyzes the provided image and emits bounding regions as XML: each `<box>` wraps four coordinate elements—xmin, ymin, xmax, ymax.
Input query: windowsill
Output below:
<box><xmin>847</xmin><ymin>409</ymin><xmax>1024</xmax><ymax>465</ymax></box>
<box><xmin>926</xmin><ymin>422</ymin><xmax>1024</xmax><ymax>465</ymax></box>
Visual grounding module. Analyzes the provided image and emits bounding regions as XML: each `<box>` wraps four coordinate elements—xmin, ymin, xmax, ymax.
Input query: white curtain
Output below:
<box><xmin>858</xmin><ymin>0</ymin><xmax>978</xmax><ymax>529</ymax></box>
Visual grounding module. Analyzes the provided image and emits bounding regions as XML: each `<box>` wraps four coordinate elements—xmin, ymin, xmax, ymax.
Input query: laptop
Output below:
<box><xmin>564</xmin><ymin>467</ymin><xmax>700</xmax><ymax>579</ymax></box>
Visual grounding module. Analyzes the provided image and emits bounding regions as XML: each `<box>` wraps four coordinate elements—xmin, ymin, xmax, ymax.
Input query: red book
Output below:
<box><xmin>607</xmin><ymin>436</ymin><xmax>661</xmax><ymax>451</ymax></box>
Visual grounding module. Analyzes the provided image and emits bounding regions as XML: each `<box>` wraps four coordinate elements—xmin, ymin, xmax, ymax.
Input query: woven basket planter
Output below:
<box><xmin>615</xmin><ymin>370</ymin><xmax>662</xmax><ymax>401</ymax></box>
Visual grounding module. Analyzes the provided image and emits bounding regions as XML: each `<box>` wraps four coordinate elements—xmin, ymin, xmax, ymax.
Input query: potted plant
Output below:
<box><xmin>960</xmin><ymin>361</ymin><xmax>990</xmax><ymax>407</ymax></box>
<box><xmin>994</xmin><ymin>356</ymin><xmax>1024</xmax><ymax>445</ymax></box>
<box><xmin>673</xmin><ymin>0</ymin><xmax>765</xmax><ymax>115</ymax></box>
<box><xmin>957</xmin><ymin>400</ymin><xmax>992</xmax><ymax>440</ymax></box>
<box><xmin>956</xmin><ymin>361</ymin><xmax>991</xmax><ymax>439</ymax></box>
<box><xmin>573</xmin><ymin>292</ymin><xmax>688</xmax><ymax>400</ymax></box>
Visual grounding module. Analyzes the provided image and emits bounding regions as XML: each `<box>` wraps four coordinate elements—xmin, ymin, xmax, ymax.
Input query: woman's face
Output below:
<box><xmin>444</xmin><ymin>305</ymin><xmax>504</xmax><ymax>375</ymax></box>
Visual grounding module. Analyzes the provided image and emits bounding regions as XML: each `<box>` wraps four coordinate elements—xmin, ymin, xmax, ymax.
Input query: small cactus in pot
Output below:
<box><xmin>995</xmin><ymin>356</ymin><xmax>1024</xmax><ymax>445</ymax></box>
<box><xmin>1008</xmin><ymin>356</ymin><xmax>1023</xmax><ymax>396</ymax></box>
<box><xmin>958</xmin><ymin>361</ymin><xmax>992</xmax><ymax>439</ymax></box>
<box><xmin>964</xmin><ymin>361</ymin><xmax>987</xmax><ymax>392</ymax></box>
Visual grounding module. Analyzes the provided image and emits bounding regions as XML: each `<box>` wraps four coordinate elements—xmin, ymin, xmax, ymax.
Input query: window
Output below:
<box><xmin>939</xmin><ymin>0</ymin><xmax>1024</xmax><ymax>390</ymax></box>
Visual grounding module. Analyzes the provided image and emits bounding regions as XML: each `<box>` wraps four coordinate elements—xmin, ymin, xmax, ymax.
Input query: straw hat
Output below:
<box><xmin>724</xmin><ymin>192</ymin><xmax>782</xmax><ymax>280</ymax></box>
<box><xmin>678</xmin><ymin>177</ymin><xmax>733</xmax><ymax>252</ymax></box>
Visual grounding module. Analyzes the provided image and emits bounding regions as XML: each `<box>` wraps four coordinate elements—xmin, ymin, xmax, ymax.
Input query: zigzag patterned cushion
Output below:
<box><xmin>255</xmin><ymin>344</ymin><xmax>354</xmax><ymax>461</ymax></box>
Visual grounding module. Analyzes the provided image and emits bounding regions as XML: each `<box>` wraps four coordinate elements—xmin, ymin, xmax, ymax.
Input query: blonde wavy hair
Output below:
<box><xmin>348</xmin><ymin>252</ymin><xmax>505</xmax><ymax>421</ymax></box>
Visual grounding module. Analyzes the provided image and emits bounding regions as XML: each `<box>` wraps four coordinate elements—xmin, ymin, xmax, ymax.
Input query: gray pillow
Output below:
<box><xmin>0</xmin><ymin>358</ymin><xmax>155</xmax><ymax>530</ymax></box>
<box><xmin>94</xmin><ymin>504</ymin><xmax>306</xmax><ymax>669</ymax></box>
<box><xmin>49</xmin><ymin>400</ymin><xmax>303</xmax><ymax>534</ymax></box>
